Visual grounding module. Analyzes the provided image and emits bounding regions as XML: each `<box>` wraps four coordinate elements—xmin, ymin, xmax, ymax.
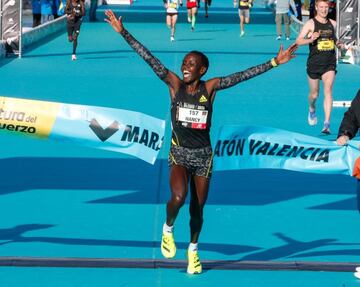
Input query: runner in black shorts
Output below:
<box><xmin>197</xmin><ymin>0</ymin><xmax>212</xmax><ymax>17</ymax></box>
<box><xmin>65</xmin><ymin>0</ymin><xmax>85</xmax><ymax>61</ymax></box>
<box><xmin>105</xmin><ymin>9</ymin><xmax>297</xmax><ymax>275</ymax></box>
<box><xmin>296</xmin><ymin>0</ymin><xmax>344</xmax><ymax>134</ymax></box>
<box><xmin>306</xmin><ymin>63</ymin><xmax>336</xmax><ymax>80</ymax></box>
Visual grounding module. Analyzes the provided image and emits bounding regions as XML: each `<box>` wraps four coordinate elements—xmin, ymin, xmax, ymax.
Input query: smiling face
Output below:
<box><xmin>181</xmin><ymin>53</ymin><xmax>207</xmax><ymax>84</ymax></box>
<box><xmin>315</xmin><ymin>0</ymin><xmax>329</xmax><ymax>18</ymax></box>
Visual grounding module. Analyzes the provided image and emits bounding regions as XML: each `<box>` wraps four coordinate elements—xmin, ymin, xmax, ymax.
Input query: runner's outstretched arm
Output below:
<box><xmin>105</xmin><ymin>10</ymin><xmax>175</xmax><ymax>83</ymax></box>
<box><xmin>207</xmin><ymin>43</ymin><xmax>297</xmax><ymax>91</ymax></box>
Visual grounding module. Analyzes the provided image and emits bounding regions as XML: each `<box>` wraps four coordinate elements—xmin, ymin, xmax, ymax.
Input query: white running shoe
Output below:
<box><xmin>170</xmin><ymin>36</ymin><xmax>175</xmax><ymax>42</ymax></box>
<box><xmin>307</xmin><ymin>110</ymin><xmax>317</xmax><ymax>126</ymax></box>
<box><xmin>276</xmin><ymin>35</ymin><xmax>281</xmax><ymax>40</ymax></box>
<box><xmin>187</xmin><ymin>17</ymin><xmax>191</xmax><ymax>23</ymax></box>
<box><xmin>71</xmin><ymin>54</ymin><xmax>77</xmax><ymax>61</ymax></box>
<box><xmin>354</xmin><ymin>272</ymin><xmax>360</xmax><ymax>279</ymax></box>
<box><xmin>355</xmin><ymin>266</ymin><xmax>360</xmax><ymax>272</ymax></box>
<box><xmin>240</xmin><ymin>31</ymin><xmax>245</xmax><ymax>37</ymax></box>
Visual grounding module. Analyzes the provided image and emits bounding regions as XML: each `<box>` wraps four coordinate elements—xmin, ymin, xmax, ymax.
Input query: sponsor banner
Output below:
<box><xmin>0</xmin><ymin>96</ymin><xmax>60</xmax><ymax>137</ymax></box>
<box><xmin>1</xmin><ymin>0</ymin><xmax>20</xmax><ymax>54</ymax></box>
<box><xmin>0</xmin><ymin>97</ymin><xmax>165</xmax><ymax>164</ymax></box>
<box><xmin>213</xmin><ymin>125</ymin><xmax>360</xmax><ymax>176</ymax></box>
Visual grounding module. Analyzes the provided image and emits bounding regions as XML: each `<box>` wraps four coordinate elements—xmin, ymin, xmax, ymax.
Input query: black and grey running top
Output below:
<box><xmin>307</xmin><ymin>18</ymin><xmax>336</xmax><ymax>67</ymax></box>
<box><xmin>118</xmin><ymin>28</ymin><xmax>276</xmax><ymax>147</ymax></box>
<box><xmin>171</xmin><ymin>81</ymin><xmax>213</xmax><ymax>148</ymax></box>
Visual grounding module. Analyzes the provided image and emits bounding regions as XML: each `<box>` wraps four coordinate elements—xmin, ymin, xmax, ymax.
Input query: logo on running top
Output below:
<box><xmin>199</xmin><ymin>95</ymin><xmax>208</xmax><ymax>103</ymax></box>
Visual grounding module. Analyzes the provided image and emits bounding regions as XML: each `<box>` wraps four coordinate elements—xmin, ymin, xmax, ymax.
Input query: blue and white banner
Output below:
<box><xmin>0</xmin><ymin>97</ymin><xmax>165</xmax><ymax>164</ymax></box>
<box><xmin>213</xmin><ymin>125</ymin><xmax>360</xmax><ymax>176</ymax></box>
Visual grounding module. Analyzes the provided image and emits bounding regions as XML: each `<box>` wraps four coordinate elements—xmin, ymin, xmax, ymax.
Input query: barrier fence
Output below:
<box><xmin>0</xmin><ymin>0</ymin><xmax>21</xmax><ymax>56</ymax></box>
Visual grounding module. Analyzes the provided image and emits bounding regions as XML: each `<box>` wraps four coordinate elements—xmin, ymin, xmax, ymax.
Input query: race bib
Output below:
<box><xmin>177</xmin><ymin>104</ymin><xmax>208</xmax><ymax>130</ymax></box>
<box><xmin>317</xmin><ymin>39</ymin><xmax>335</xmax><ymax>51</ymax></box>
<box><xmin>169</xmin><ymin>2</ymin><xmax>177</xmax><ymax>8</ymax></box>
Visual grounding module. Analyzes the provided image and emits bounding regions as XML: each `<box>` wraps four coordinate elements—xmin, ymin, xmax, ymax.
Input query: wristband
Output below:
<box><xmin>271</xmin><ymin>57</ymin><xmax>278</xmax><ymax>67</ymax></box>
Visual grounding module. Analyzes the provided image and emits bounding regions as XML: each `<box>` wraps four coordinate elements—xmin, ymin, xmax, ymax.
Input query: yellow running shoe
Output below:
<box><xmin>161</xmin><ymin>232</ymin><xmax>176</xmax><ymax>258</ymax></box>
<box><xmin>187</xmin><ymin>249</ymin><xmax>202</xmax><ymax>274</ymax></box>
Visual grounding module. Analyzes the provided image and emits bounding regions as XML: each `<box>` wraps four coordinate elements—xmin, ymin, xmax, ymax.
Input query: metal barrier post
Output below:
<box><xmin>19</xmin><ymin>0</ymin><xmax>22</xmax><ymax>58</ymax></box>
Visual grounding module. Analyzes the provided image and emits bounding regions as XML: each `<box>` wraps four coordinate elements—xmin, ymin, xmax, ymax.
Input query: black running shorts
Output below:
<box><xmin>67</xmin><ymin>17</ymin><xmax>82</xmax><ymax>36</ymax></box>
<box><xmin>307</xmin><ymin>64</ymin><xmax>336</xmax><ymax>80</ymax></box>
<box><xmin>168</xmin><ymin>145</ymin><xmax>213</xmax><ymax>178</ymax></box>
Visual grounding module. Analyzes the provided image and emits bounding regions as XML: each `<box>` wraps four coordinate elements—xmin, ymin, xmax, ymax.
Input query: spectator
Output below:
<box><xmin>294</xmin><ymin>0</ymin><xmax>302</xmax><ymax>21</ymax></box>
<box><xmin>327</xmin><ymin>0</ymin><xmax>336</xmax><ymax>20</ymax></box>
<box><xmin>57</xmin><ymin>0</ymin><xmax>67</xmax><ymax>16</ymax></box>
<box><xmin>41</xmin><ymin>0</ymin><xmax>54</xmax><ymax>24</ymax></box>
<box><xmin>32</xmin><ymin>0</ymin><xmax>41</xmax><ymax>27</ymax></box>
<box><xmin>52</xmin><ymin>0</ymin><xmax>60</xmax><ymax>18</ymax></box>
<box><xmin>309</xmin><ymin>0</ymin><xmax>315</xmax><ymax>18</ymax></box>
<box><xmin>337</xmin><ymin>90</ymin><xmax>360</xmax><ymax>146</ymax></box>
<box><xmin>89</xmin><ymin>0</ymin><xmax>98</xmax><ymax>22</ymax></box>
<box><xmin>270</xmin><ymin>0</ymin><xmax>297</xmax><ymax>40</ymax></box>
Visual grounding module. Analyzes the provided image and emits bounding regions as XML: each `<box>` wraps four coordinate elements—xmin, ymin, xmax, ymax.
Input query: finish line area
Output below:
<box><xmin>1</xmin><ymin>256</ymin><xmax>359</xmax><ymax>271</ymax></box>
<box><xmin>0</xmin><ymin>0</ymin><xmax>360</xmax><ymax>286</ymax></box>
